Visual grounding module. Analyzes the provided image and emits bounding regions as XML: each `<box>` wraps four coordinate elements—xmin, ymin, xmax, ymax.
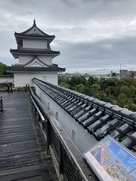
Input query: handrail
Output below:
<box><xmin>30</xmin><ymin>95</ymin><xmax>45</xmax><ymax>123</ymax></box>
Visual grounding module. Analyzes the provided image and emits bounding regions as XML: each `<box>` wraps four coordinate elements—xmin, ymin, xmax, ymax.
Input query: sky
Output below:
<box><xmin>1</xmin><ymin>0</ymin><xmax>136</xmax><ymax>74</ymax></box>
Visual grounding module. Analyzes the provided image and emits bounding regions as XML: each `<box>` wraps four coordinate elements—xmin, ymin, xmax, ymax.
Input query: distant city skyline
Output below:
<box><xmin>1</xmin><ymin>0</ymin><xmax>136</xmax><ymax>74</ymax></box>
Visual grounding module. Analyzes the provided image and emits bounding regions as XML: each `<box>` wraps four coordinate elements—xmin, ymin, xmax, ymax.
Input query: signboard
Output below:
<box><xmin>83</xmin><ymin>136</ymin><xmax>136</xmax><ymax>181</ymax></box>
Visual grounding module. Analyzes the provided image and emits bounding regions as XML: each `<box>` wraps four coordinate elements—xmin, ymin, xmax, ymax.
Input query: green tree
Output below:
<box><xmin>129</xmin><ymin>86</ymin><xmax>136</xmax><ymax>98</ymax></box>
<box><xmin>119</xmin><ymin>86</ymin><xmax>131</xmax><ymax>97</ymax></box>
<box><xmin>88</xmin><ymin>76</ymin><xmax>99</xmax><ymax>86</ymax></box>
<box><xmin>98</xmin><ymin>90</ymin><xmax>107</xmax><ymax>101</ymax></box>
<box><xmin>69</xmin><ymin>76</ymin><xmax>79</xmax><ymax>86</ymax></box>
<box><xmin>78</xmin><ymin>76</ymin><xmax>86</xmax><ymax>85</ymax></box>
<box><xmin>127</xmin><ymin>103</ymin><xmax>136</xmax><ymax>111</ymax></box>
<box><xmin>76</xmin><ymin>84</ymin><xmax>84</xmax><ymax>93</ymax></box>
<box><xmin>117</xmin><ymin>93</ymin><xmax>128</xmax><ymax>107</ymax></box>
<box><xmin>132</xmin><ymin>79</ymin><xmax>136</xmax><ymax>86</ymax></box>
<box><xmin>0</xmin><ymin>62</ymin><xmax>7</xmax><ymax>75</ymax></box>
<box><xmin>91</xmin><ymin>83</ymin><xmax>100</xmax><ymax>97</ymax></box>
<box><xmin>58</xmin><ymin>76</ymin><xmax>136</xmax><ymax>112</ymax></box>
<box><xmin>59</xmin><ymin>82</ymin><xmax>69</xmax><ymax>88</ymax></box>
<box><xmin>105</xmin><ymin>86</ymin><xmax>116</xmax><ymax>96</ymax></box>
<box><xmin>83</xmin><ymin>86</ymin><xmax>92</xmax><ymax>96</ymax></box>
<box><xmin>117</xmin><ymin>79</ymin><xmax>129</xmax><ymax>87</ymax></box>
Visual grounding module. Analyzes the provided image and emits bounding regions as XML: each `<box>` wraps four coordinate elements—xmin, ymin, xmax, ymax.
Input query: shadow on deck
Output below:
<box><xmin>0</xmin><ymin>92</ymin><xmax>58</xmax><ymax>181</ymax></box>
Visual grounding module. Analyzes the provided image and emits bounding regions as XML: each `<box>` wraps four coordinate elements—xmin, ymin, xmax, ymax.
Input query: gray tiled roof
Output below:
<box><xmin>10</xmin><ymin>48</ymin><xmax>60</xmax><ymax>55</ymax></box>
<box><xmin>7</xmin><ymin>65</ymin><xmax>65</xmax><ymax>73</ymax></box>
<box><xmin>15</xmin><ymin>20</ymin><xmax>55</xmax><ymax>40</ymax></box>
<box><xmin>33</xmin><ymin>78</ymin><xmax>136</xmax><ymax>154</ymax></box>
<box><xmin>15</xmin><ymin>33</ymin><xmax>55</xmax><ymax>40</ymax></box>
<box><xmin>10</xmin><ymin>48</ymin><xmax>60</xmax><ymax>58</ymax></box>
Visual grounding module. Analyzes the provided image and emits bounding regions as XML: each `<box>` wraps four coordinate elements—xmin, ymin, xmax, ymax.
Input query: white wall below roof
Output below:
<box><xmin>23</xmin><ymin>39</ymin><xmax>47</xmax><ymax>49</ymax></box>
<box><xmin>19</xmin><ymin>55</ymin><xmax>32</xmax><ymax>65</ymax></box>
<box><xmin>0</xmin><ymin>77</ymin><xmax>14</xmax><ymax>83</ymax></box>
<box><xmin>34</xmin><ymin>84</ymin><xmax>97</xmax><ymax>154</ymax></box>
<box><xmin>38</xmin><ymin>56</ymin><xmax>52</xmax><ymax>65</ymax></box>
<box><xmin>19</xmin><ymin>55</ymin><xmax>52</xmax><ymax>65</ymax></box>
<box><xmin>26</xmin><ymin>26</ymin><xmax>44</xmax><ymax>35</ymax></box>
<box><xmin>14</xmin><ymin>73</ymin><xmax>58</xmax><ymax>87</ymax></box>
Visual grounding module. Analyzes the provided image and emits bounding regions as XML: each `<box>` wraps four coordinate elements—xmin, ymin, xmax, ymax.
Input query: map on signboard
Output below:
<box><xmin>83</xmin><ymin>136</ymin><xmax>136</xmax><ymax>181</ymax></box>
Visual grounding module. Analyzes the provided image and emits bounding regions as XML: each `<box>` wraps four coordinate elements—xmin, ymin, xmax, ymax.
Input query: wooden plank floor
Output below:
<box><xmin>0</xmin><ymin>92</ymin><xmax>58</xmax><ymax>181</ymax></box>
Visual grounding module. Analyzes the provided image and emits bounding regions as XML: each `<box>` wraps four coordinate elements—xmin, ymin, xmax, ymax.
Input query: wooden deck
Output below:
<box><xmin>0</xmin><ymin>92</ymin><xmax>58</xmax><ymax>181</ymax></box>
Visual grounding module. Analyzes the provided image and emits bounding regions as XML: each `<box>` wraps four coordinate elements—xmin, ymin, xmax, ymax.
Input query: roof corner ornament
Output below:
<box><xmin>33</xmin><ymin>19</ymin><xmax>36</xmax><ymax>26</ymax></box>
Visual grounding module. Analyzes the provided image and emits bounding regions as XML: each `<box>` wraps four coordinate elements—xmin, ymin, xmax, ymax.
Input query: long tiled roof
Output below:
<box><xmin>10</xmin><ymin>48</ymin><xmax>60</xmax><ymax>58</ymax></box>
<box><xmin>7</xmin><ymin>65</ymin><xmax>65</xmax><ymax>73</ymax></box>
<box><xmin>15</xmin><ymin>33</ymin><xmax>55</xmax><ymax>40</ymax></box>
<box><xmin>33</xmin><ymin>78</ymin><xmax>136</xmax><ymax>155</ymax></box>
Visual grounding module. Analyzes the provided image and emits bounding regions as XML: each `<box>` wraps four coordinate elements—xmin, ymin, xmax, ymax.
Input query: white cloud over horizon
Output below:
<box><xmin>1</xmin><ymin>0</ymin><xmax>136</xmax><ymax>74</ymax></box>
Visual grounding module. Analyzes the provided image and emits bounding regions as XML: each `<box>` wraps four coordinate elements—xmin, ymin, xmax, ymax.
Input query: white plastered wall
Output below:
<box><xmin>26</xmin><ymin>27</ymin><xmax>44</xmax><ymax>35</ymax></box>
<box><xmin>19</xmin><ymin>55</ymin><xmax>52</xmax><ymax>65</ymax></box>
<box><xmin>23</xmin><ymin>39</ymin><xmax>47</xmax><ymax>49</ymax></box>
<box><xmin>38</xmin><ymin>56</ymin><xmax>52</xmax><ymax>65</ymax></box>
<box><xmin>34</xmin><ymin>84</ymin><xmax>97</xmax><ymax>154</ymax></box>
<box><xmin>19</xmin><ymin>55</ymin><xmax>32</xmax><ymax>65</ymax></box>
<box><xmin>14</xmin><ymin>73</ymin><xmax>58</xmax><ymax>87</ymax></box>
<box><xmin>0</xmin><ymin>77</ymin><xmax>14</xmax><ymax>83</ymax></box>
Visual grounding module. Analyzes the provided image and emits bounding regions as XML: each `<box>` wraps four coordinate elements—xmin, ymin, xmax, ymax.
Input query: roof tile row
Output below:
<box><xmin>7</xmin><ymin>66</ymin><xmax>65</xmax><ymax>73</ymax></box>
<box><xmin>33</xmin><ymin>78</ymin><xmax>136</xmax><ymax>154</ymax></box>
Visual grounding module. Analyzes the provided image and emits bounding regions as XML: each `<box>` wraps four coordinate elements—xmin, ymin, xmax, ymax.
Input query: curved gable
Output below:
<box><xmin>24</xmin><ymin>56</ymin><xmax>49</xmax><ymax>68</ymax></box>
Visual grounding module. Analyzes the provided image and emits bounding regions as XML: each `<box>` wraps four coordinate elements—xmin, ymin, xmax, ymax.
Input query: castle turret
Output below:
<box><xmin>8</xmin><ymin>20</ymin><xmax>65</xmax><ymax>87</ymax></box>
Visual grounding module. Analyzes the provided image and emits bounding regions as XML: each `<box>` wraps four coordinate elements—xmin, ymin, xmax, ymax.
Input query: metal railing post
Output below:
<box><xmin>59</xmin><ymin>142</ymin><xmax>63</xmax><ymax>174</ymax></box>
<box><xmin>0</xmin><ymin>96</ymin><xmax>3</xmax><ymax>112</ymax></box>
<box><xmin>47</xmin><ymin>119</ymin><xmax>51</xmax><ymax>153</ymax></box>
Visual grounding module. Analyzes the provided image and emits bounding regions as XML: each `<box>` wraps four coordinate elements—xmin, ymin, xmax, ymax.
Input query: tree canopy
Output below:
<box><xmin>58</xmin><ymin>75</ymin><xmax>136</xmax><ymax>111</ymax></box>
<box><xmin>0</xmin><ymin>62</ymin><xmax>7</xmax><ymax>75</ymax></box>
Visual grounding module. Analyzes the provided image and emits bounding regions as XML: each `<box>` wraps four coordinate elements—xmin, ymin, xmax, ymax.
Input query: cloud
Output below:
<box><xmin>0</xmin><ymin>0</ymin><xmax>136</xmax><ymax>73</ymax></box>
<box><xmin>54</xmin><ymin>36</ymin><xmax>136</xmax><ymax>73</ymax></box>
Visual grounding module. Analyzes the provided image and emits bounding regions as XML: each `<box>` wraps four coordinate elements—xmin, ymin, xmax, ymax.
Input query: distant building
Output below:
<box><xmin>129</xmin><ymin>70</ymin><xmax>136</xmax><ymax>78</ymax></box>
<box><xmin>8</xmin><ymin>20</ymin><xmax>65</xmax><ymax>87</ymax></box>
<box><xmin>110</xmin><ymin>71</ymin><xmax>117</xmax><ymax>78</ymax></box>
<box><xmin>120</xmin><ymin>70</ymin><xmax>136</xmax><ymax>78</ymax></box>
<box><xmin>120</xmin><ymin>70</ymin><xmax>128</xmax><ymax>78</ymax></box>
